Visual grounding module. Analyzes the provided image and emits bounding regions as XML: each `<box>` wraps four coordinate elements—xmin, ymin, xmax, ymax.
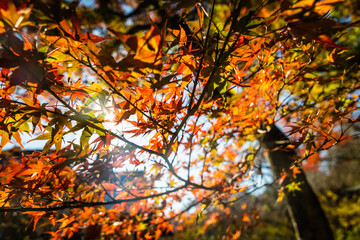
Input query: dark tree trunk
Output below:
<box><xmin>262</xmin><ymin>125</ymin><xmax>334</xmax><ymax>240</ymax></box>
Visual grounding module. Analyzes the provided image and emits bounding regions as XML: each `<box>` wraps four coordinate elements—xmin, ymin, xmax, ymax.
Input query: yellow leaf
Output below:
<box><xmin>277</xmin><ymin>190</ymin><xmax>285</xmax><ymax>202</ymax></box>
<box><xmin>314</xmin><ymin>0</ymin><xmax>345</xmax><ymax>15</ymax></box>
<box><xmin>12</xmin><ymin>131</ymin><xmax>24</xmax><ymax>149</ymax></box>
<box><xmin>169</xmin><ymin>179</ymin><xmax>177</xmax><ymax>187</ymax></box>
<box><xmin>0</xmin><ymin>131</ymin><xmax>10</xmax><ymax>152</ymax></box>
<box><xmin>150</xmin><ymin>162</ymin><xmax>162</xmax><ymax>176</ymax></box>
<box><xmin>137</xmin><ymin>222</ymin><xmax>148</xmax><ymax>231</ymax></box>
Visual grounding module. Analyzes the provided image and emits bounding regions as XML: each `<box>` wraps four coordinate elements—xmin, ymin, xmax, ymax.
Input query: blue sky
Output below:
<box><xmin>80</xmin><ymin>0</ymin><xmax>95</xmax><ymax>7</ymax></box>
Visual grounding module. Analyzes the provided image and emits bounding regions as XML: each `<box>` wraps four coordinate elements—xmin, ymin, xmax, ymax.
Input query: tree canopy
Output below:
<box><xmin>0</xmin><ymin>0</ymin><xmax>359</xmax><ymax>239</ymax></box>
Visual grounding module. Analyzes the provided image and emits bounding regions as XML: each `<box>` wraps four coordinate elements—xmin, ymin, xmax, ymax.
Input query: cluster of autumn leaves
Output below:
<box><xmin>0</xmin><ymin>0</ymin><xmax>359</xmax><ymax>239</ymax></box>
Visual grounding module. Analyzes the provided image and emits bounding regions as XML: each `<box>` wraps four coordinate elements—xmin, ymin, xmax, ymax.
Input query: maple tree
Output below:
<box><xmin>0</xmin><ymin>0</ymin><xmax>359</xmax><ymax>239</ymax></box>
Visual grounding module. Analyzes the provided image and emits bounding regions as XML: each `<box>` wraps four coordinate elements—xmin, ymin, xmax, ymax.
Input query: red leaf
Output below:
<box><xmin>0</xmin><ymin>0</ymin><xmax>9</xmax><ymax>10</ymax></box>
<box><xmin>80</xmin><ymin>33</ymin><xmax>112</xmax><ymax>43</ymax></box>
<box><xmin>10</xmin><ymin>62</ymin><xmax>43</xmax><ymax>86</ymax></box>
<box><xmin>315</xmin><ymin>34</ymin><xmax>349</xmax><ymax>49</ymax></box>
<box><xmin>71</xmin><ymin>13</ymin><xmax>81</xmax><ymax>35</ymax></box>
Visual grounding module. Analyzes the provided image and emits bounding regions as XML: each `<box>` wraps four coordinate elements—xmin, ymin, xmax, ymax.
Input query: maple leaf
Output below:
<box><xmin>109</xmin><ymin>26</ymin><xmax>162</xmax><ymax>65</ymax></box>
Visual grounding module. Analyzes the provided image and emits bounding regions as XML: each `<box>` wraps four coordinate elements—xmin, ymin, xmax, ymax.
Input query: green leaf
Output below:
<box><xmin>67</xmin><ymin>122</ymin><xmax>88</xmax><ymax>134</ymax></box>
<box><xmin>41</xmin><ymin>139</ymin><xmax>53</xmax><ymax>155</ymax></box>
<box><xmin>28</xmin><ymin>133</ymin><xmax>51</xmax><ymax>142</ymax></box>
<box><xmin>232</xmin><ymin>10</ymin><xmax>255</xmax><ymax>33</ymax></box>
<box><xmin>80</xmin><ymin>127</ymin><xmax>94</xmax><ymax>147</ymax></box>
<box><xmin>196</xmin><ymin>203</ymin><xmax>210</xmax><ymax>224</ymax></box>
